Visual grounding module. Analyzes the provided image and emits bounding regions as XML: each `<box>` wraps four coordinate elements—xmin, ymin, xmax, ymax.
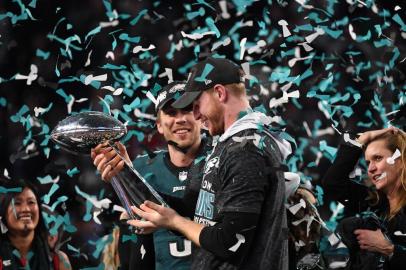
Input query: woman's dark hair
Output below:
<box><xmin>0</xmin><ymin>178</ymin><xmax>48</xmax><ymax>239</ymax></box>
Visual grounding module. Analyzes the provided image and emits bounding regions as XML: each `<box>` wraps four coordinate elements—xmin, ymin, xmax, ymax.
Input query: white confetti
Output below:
<box><xmin>15</xmin><ymin>64</ymin><xmax>38</xmax><ymax>85</ymax></box>
<box><xmin>34</xmin><ymin>106</ymin><xmax>48</xmax><ymax>117</ymax></box>
<box><xmin>348</xmin><ymin>24</ymin><xmax>357</xmax><ymax>40</ymax></box>
<box><xmin>102</xmin><ymin>86</ymin><xmax>123</xmax><ymax>96</ymax></box>
<box><xmin>99</xmin><ymin>20</ymin><xmax>119</xmax><ymax>28</ymax></box>
<box><xmin>181</xmin><ymin>30</ymin><xmax>215</xmax><ymax>40</ymax></box>
<box><xmin>113</xmin><ymin>205</ymin><xmax>126</xmax><ymax>213</ymax></box>
<box><xmin>228</xmin><ymin>234</ymin><xmax>245</xmax><ymax>252</ymax></box>
<box><xmin>299</xmin><ymin>42</ymin><xmax>313</xmax><ymax>52</ymax></box>
<box><xmin>158</xmin><ymin>68</ymin><xmax>174</xmax><ymax>83</ymax></box>
<box><xmin>93</xmin><ymin>210</ymin><xmax>102</xmax><ymax>224</ymax></box>
<box><xmin>25</xmin><ymin>142</ymin><xmax>36</xmax><ymax>153</ymax></box>
<box><xmin>105</xmin><ymin>51</ymin><xmax>115</xmax><ymax>60</ymax></box>
<box><xmin>132</xmin><ymin>44</ymin><xmax>156</xmax><ymax>54</ymax></box>
<box><xmin>211</xmin><ymin>37</ymin><xmax>231</xmax><ymax>51</ymax></box>
<box><xmin>239</xmin><ymin>37</ymin><xmax>247</xmax><ymax>60</ymax></box>
<box><xmin>85</xmin><ymin>50</ymin><xmax>92</xmax><ymax>67</ymax></box>
<box><xmin>285</xmin><ymin>172</ymin><xmax>301</xmax><ymax>198</ymax></box>
<box><xmin>289</xmin><ymin>199</ymin><xmax>306</xmax><ymax>215</ymax></box>
<box><xmin>343</xmin><ymin>133</ymin><xmax>362</xmax><ymax>148</ymax></box>
<box><xmin>305</xmin><ymin>27</ymin><xmax>325</xmax><ymax>43</ymax></box>
<box><xmin>140</xmin><ymin>244</ymin><xmax>146</xmax><ymax>259</ymax></box>
<box><xmin>134</xmin><ymin>109</ymin><xmax>156</xmax><ymax>121</ymax></box>
<box><xmin>3</xmin><ymin>169</ymin><xmax>10</xmax><ymax>179</ymax></box>
<box><xmin>269</xmin><ymin>90</ymin><xmax>300</xmax><ymax>108</ymax></box>
<box><xmin>241</xmin><ymin>62</ymin><xmax>256</xmax><ymax>82</ymax></box>
<box><xmin>0</xmin><ymin>217</ymin><xmax>8</xmax><ymax>234</ymax></box>
<box><xmin>292</xmin><ymin>214</ymin><xmax>314</xmax><ymax>237</ymax></box>
<box><xmin>295</xmin><ymin>0</ymin><xmax>314</xmax><ymax>9</ymax></box>
<box><xmin>145</xmin><ymin>91</ymin><xmax>158</xmax><ymax>106</ymax></box>
<box><xmin>247</xmin><ymin>40</ymin><xmax>266</xmax><ymax>54</ymax></box>
<box><xmin>84</xmin><ymin>73</ymin><xmax>108</xmax><ymax>85</ymax></box>
<box><xmin>328</xmin><ymin>233</ymin><xmax>340</xmax><ymax>246</ymax></box>
<box><xmin>349</xmin><ymin>167</ymin><xmax>362</xmax><ymax>178</ymax></box>
<box><xmin>219</xmin><ymin>0</ymin><xmax>230</xmax><ymax>19</ymax></box>
<box><xmin>394</xmin><ymin>231</ymin><xmax>406</xmax><ymax>236</ymax></box>
<box><xmin>386</xmin><ymin>149</ymin><xmax>401</xmax><ymax>165</ymax></box>
<box><xmin>278</xmin><ymin>20</ymin><xmax>291</xmax><ymax>37</ymax></box>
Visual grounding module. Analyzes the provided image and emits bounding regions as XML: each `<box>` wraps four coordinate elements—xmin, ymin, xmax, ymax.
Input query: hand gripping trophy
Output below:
<box><xmin>51</xmin><ymin>111</ymin><xmax>167</xmax><ymax>219</ymax></box>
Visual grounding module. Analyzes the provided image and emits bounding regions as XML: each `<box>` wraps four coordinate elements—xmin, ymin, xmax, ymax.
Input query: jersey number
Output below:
<box><xmin>169</xmin><ymin>239</ymin><xmax>192</xmax><ymax>257</ymax></box>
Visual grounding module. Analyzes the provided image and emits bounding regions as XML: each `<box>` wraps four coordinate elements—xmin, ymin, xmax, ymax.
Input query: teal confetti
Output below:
<box><xmin>37</xmin><ymin>175</ymin><xmax>54</xmax><ymax>184</ymax></box>
<box><xmin>123</xmin><ymin>97</ymin><xmax>141</xmax><ymax>112</ymax></box>
<box><xmin>122</xmin><ymin>233</ymin><xmax>138</xmax><ymax>243</ymax></box>
<box><xmin>42</xmin><ymin>183</ymin><xmax>60</xmax><ymax>204</ymax></box>
<box><xmin>10</xmin><ymin>105</ymin><xmax>29</xmax><ymax>123</ymax></box>
<box><xmin>119</xmin><ymin>33</ymin><xmax>140</xmax><ymax>43</ymax></box>
<box><xmin>130</xmin><ymin>9</ymin><xmax>148</xmax><ymax>25</ymax></box>
<box><xmin>392</xmin><ymin>14</ymin><xmax>406</xmax><ymax>31</ymax></box>
<box><xmin>67</xmin><ymin>167</ymin><xmax>79</xmax><ymax>177</ymax></box>
<box><xmin>36</xmin><ymin>49</ymin><xmax>50</xmax><ymax>60</ymax></box>
<box><xmin>205</xmin><ymin>17</ymin><xmax>220</xmax><ymax>38</ymax></box>
<box><xmin>0</xmin><ymin>187</ymin><xmax>22</xmax><ymax>194</ymax></box>
<box><xmin>85</xmin><ymin>26</ymin><xmax>102</xmax><ymax>42</ymax></box>
<box><xmin>0</xmin><ymin>97</ymin><xmax>6</xmax><ymax>107</ymax></box>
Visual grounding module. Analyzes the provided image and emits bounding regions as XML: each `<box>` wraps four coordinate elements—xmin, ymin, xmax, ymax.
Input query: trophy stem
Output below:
<box><xmin>108</xmin><ymin>141</ymin><xmax>168</xmax><ymax>207</ymax></box>
<box><xmin>110</xmin><ymin>177</ymin><xmax>138</xmax><ymax>220</ymax></box>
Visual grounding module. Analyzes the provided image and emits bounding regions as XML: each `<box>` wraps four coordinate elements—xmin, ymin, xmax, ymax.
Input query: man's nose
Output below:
<box><xmin>175</xmin><ymin>112</ymin><xmax>187</xmax><ymax>123</ymax></box>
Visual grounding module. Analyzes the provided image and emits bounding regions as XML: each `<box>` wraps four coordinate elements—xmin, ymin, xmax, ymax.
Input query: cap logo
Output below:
<box><xmin>204</xmin><ymin>79</ymin><xmax>212</xmax><ymax>85</ymax></box>
<box><xmin>156</xmin><ymin>91</ymin><xmax>167</xmax><ymax>105</ymax></box>
<box><xmin>169</xmin><ymin>84</ymin><xmax>184</xmax><ymax>93</ymax></box>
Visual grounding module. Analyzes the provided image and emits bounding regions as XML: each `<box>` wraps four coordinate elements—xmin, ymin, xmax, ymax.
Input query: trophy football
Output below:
<box><xmin>51</xmin><ymin>111</ymin><xmax>167</xmax><ymax>219</ymax></box>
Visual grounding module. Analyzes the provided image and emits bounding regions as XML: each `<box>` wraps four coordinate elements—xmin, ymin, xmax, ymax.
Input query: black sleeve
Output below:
<box><xmin>321</xmin><ymin>143</ymin><xmax>369</xmax><ymax>214</ymax></box>
<box><xmin>389</xmin><ymin>243</ymin><xmax>406</xmax><ymax>268</ymax></box>
<box><xmin>118</xmin><ymin>222</ymin><xmax>155</xmax><ymax>270</ymax></box>
<box><xmin>199</xmin><ymin>212</ymin><xmax>259</xmax><ymax>261</ymax></box>
<box><xmin>387</xmin><ymin>212</ymin><xmax>406</xmax><ymax>268</ymax></box>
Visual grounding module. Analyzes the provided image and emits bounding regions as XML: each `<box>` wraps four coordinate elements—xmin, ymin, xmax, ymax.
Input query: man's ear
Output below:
<box><xmin>213</xmin><ymin>84</ymin><xmax>227</xmax><ymax>103</ymax></box>
<box><xmin>156</xmin><ymin>114</ymin><xmax>164</xmax><ymax>135</ymax></box>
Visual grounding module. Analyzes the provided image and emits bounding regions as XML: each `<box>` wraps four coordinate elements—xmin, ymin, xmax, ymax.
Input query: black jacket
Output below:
<box><xmin>322</xmin><ymin>143</ymin><xmax>406</xmax><ymax>270</ymax></box>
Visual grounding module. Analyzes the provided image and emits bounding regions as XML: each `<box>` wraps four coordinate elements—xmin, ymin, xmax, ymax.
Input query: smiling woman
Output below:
<box><xmin>0</xmin><ymin>179</ymin><xmax>71</xmax><ymax>270</ymax></box>
<box><xmin>322</xmin><ymin>127</ymin><xmax>406</xmax><ymax>269</ymax></box>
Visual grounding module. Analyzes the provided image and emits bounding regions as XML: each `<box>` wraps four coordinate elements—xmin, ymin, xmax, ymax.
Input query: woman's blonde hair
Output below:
<box><xmin>102</xmin><ymin>226</ymin><xmax>120</xmax><ymax>270</ymax></box>
<box><xmin>367</xmin><ymin>130</ymin><xmax>406</xmax><ymax>219</ymax></box>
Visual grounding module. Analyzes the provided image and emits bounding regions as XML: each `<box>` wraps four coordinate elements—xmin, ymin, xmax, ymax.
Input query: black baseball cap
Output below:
<box><xmin>155</xmin><ymin>81</ymin><xmax>186</xmax><ymax>112</ymax></box>
<box><xmin>172</xmin><ymin>57</ymin><xmax>244</xmax><ymax>109</ymax></box>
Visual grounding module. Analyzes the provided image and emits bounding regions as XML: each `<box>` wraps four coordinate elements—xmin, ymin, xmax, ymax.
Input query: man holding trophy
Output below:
<box><xmin>91</xmin><ymin>81</ymin><xmax>211</xmax><ymax>270</ymax></box>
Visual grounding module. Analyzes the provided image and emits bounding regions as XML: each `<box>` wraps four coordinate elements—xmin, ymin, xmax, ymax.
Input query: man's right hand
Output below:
<box><xmin>90</xmin><ymin>142</ymin><xmax>130</xmax><ymax>181</ymax></box>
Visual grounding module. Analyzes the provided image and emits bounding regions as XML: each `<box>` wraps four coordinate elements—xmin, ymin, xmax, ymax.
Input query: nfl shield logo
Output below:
<box><xmin>178</xmin><ymin>171</ymin><xmax>188</xmax><ymax>181</ymax></box>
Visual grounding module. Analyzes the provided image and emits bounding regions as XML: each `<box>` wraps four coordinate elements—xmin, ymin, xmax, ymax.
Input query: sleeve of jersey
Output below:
<box><xmin>118</xmin><ymin>223</ymin><xmax>155</xmax><ymax>269</ymax></box>
<box><xmin>199</xmin><ymin>212</ymin><xmax>259</xmax><ymax>260</ymax></box>
<box><xmin>199</xmin><ymin>142</ymin><xmax>270</xmax><ymax>260</ymax></box>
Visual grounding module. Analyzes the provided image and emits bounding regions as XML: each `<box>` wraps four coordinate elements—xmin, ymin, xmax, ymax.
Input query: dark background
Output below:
<box><xmin>0</xmin><ymin>0</ymin><xmax>405</xmax><ymax>268</ymax></box>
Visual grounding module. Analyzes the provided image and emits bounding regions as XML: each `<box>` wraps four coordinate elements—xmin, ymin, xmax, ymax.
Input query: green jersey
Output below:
<box><xmin>132</xmin><ymin>151</ymin><xmax>192</xmax><ymax>270</ymax></box>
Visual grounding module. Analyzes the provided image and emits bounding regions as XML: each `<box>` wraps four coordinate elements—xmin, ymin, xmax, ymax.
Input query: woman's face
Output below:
<box><xmin>6</xmin><ymin>187</ymin><xmax>39</xmax><ymax>235</ymax></box>
<box><xmin>365</xmin><ymin>139</ymin><xmax>402</xmax><ymax>195</ymax></box>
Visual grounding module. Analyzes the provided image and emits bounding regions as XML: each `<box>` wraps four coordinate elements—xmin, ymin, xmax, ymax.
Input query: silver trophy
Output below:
<box><xmin>51</xmin><ymin>111</ymin><xmax>167</xmax><ymax>219</ymax></box>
